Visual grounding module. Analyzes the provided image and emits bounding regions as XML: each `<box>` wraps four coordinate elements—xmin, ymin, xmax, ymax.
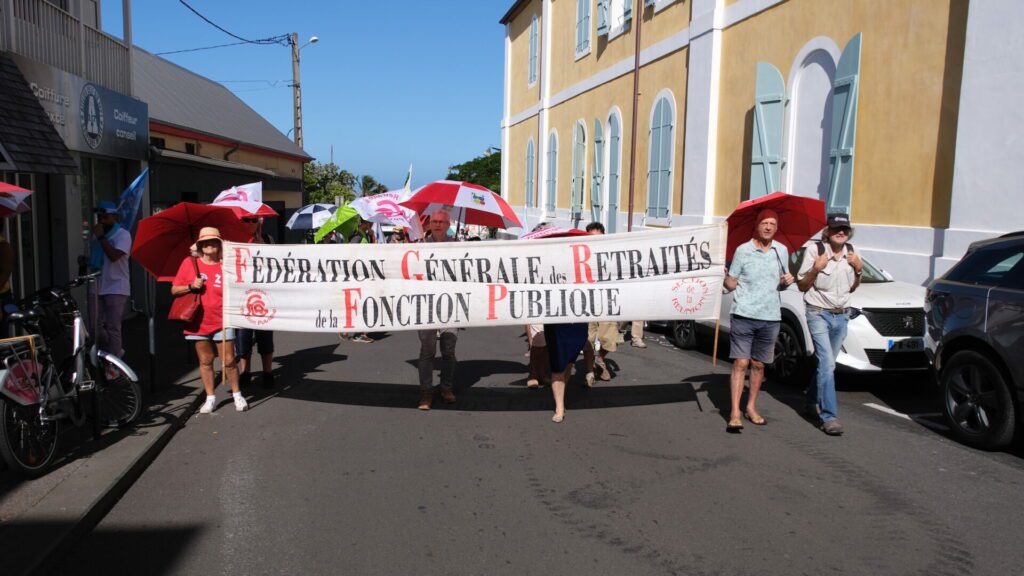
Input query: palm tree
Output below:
<box><xmin>356</xmin><ymin>175</ymin><xmax>388</xmax><ymax>197</ymax></box>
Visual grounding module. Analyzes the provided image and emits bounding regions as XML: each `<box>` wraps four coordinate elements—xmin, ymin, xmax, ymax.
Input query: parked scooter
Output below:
<box><xmin>0</xmin><ymin>272</ymin><xmax>141</xmax><ymax>478</ymax></box>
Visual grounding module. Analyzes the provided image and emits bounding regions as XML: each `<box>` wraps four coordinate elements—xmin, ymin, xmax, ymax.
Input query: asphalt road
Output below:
<box><xmin>55</xmin><ymin>326</ymin><xmax>1024</xmax><ymax>576</ymax></box>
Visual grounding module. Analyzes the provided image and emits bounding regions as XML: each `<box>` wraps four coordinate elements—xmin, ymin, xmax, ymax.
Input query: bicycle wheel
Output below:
<box><xmin>0</xmin><ymin>397</ymin><xmax>60</xmax><ymax>478</ymax></box>
<box><xmin>94</xmin><ymin>359</ymin><xmax>143</xmax><ymax>428</ymax></box>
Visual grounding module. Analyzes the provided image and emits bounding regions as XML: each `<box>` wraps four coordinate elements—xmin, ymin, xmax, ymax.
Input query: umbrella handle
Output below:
<box><xmin>712</xmin><ymin>319</ymin><xmax>720</xmax><ymax>368</ymax></box>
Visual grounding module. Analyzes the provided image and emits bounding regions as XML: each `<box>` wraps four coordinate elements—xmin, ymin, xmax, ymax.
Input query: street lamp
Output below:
<box><xmin>290</xmin><ymin>33</ymin><xmax>319</xmax><ymax>149</ymax></box>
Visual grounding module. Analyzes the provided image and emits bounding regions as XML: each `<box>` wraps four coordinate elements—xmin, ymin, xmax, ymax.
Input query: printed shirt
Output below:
<box><xmin>173</xmin><ymin>258</ymin><xmax>225</xmax><ymax>336</ymax></box>
<box><xmin>98</xmin><ymin>228</ymin><xmax>132</xmax><ymax>296</ymax></box>
<box><xmin>798</xmin><ymin>243</ymin><xmax>857</xmax><ymax>309</ymax></box>
<box><xmin>728</xmin><ymin>239</ymin><xmax>789</xmax><ymax>322</ymax></box>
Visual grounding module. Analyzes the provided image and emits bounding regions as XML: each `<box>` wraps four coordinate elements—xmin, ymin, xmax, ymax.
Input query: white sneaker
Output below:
<box><xmin>199</xmin><ymin>396</ymin><xmax>216</xmax><ymax>414</ymax></box>
<box><xmin>234</xmin><ymin>394</ymin><xmax>248</xmax><ymax>412</ymax></box>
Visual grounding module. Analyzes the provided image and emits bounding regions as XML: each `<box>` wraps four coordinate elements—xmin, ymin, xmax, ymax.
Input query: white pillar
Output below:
<box><xmin>680</xmin><ymin>0</ymin><xmax>724</xmax><ymax>224</ymax></box>
<box><xmin>501</xmin><ymin>23</ymin><xmax>511</xmax><ymax>200</ymax></box>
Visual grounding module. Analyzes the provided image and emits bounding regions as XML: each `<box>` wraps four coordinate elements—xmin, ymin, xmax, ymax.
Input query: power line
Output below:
<box><xmin>155</xmin><ymin>40</ymin><xmax>251</xmax><ymax>56</ymax></box>
<box><xmin>176</xmin><ymin>0</ymin><xmax>289</xmax><ymax>46</ymax></box>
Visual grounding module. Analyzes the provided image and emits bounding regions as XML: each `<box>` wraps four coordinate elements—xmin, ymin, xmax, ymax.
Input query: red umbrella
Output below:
<box><xmin>400</xmin><ymin>180</ymin><xmax>522</xmax><ymax>229</ymax></box>
<box><xmin>132</xmin><ymin>203</ymin><xmax>251</xmax><ymax>281</ymax></box>
<box><xmin>0</xmin><ymin>182</ymin><xmax>32</xmax><ymax>217</ymax></box>
<box><xmin>725</xmin><ymin>192</ymin><xmax>826</xmax><ymax>261</ymax></box>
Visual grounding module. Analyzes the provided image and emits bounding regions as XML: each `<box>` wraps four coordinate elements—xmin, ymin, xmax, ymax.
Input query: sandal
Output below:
<box><xmin>744</xmin><ymin>412</ymin><xmax>766</xmax><ymax>425</ymax></box>
<box><xmin>726</xmin><ymin>417</ymin><xmax>744</xmax><ymax>432</ymax></box>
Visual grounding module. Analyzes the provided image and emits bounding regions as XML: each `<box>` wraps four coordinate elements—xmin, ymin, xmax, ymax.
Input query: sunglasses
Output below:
<box><xmin>829</xmin><ymin>227</ymin><xmax>851</xmax><ymax>235</ymax></box>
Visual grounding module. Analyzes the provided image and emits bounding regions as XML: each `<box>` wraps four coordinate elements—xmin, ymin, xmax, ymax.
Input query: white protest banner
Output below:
<box><xmin>222</xmin><ymin>224</ymin><xmax>727</xmax><ymax>333</ymax></box>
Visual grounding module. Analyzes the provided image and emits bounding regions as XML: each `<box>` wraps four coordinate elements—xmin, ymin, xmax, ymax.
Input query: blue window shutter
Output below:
<box><xmin>624</xmin><ymin>0</ymin><xmax>632</xmax><ymax>20</ymax></box>
<box><xmin>592</xmin><ymin>119</ymin><xmax>604</xmax><ymax>222</ymax></box>
<box><xmin>749</xmin><ymin>62</ymin><xmax>786</xmax><ymax>200</ymax></box>
<box><xmin>827</xmin><ymin>33</ymin><xmax>862</xmax><ymax>215</ymax></box>
<box><xmin>582</xmin><ymin>0</ymin><xmax>591</xmax><ymax>52</ymax></box>
<box><xmin>576</xmin><ymin>0</ymin><xmax>585</xmax><ymax>53</ymax></box>
<box><xmin>529</xmin><ymin>17</ymin><xmax>538</xmax><ymax>84</ymax></box>
<box><xmin>647</xmin><ymin>101</ymin><xmax>663</xmax><ymax>218</ymax></box>
<box><xmin>547</xmin><ymin>133</ymin><xmax>558</xmax><ymax>212</ymax></box>
<box><xmin>647</xmin><ymin>97</ymin><xmax>672</xmax><ymax>218</ymax></box>
<box><xmin>597</xmin><ymin>0</ymin><xmax>609</xmax><ymax>36</ymax></box>
<box><xmin>525</xmin><ymin>139</ymin><xmax>535</xmax><ymax>208</ymax></box>
<box><xmin>572</xmin><ymin>122</ymin><xmax>585</xmax><ymax>216</ymax></box>
<box><xmin>607</xmin><ymin>114</ymin><xmax>620</xmax><ymax>232</ymax></box>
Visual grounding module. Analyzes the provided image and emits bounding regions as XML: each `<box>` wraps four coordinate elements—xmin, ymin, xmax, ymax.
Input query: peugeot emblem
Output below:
<box><xmin>902</xmin><ymin>316</ymin><xmax>914</xmax><ymax>329</ymax></box>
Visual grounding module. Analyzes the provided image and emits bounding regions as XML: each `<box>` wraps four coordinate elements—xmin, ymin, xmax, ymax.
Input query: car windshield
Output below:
<box><xmin>789</xmin><ymin>247</ymin><xmax>890</xmax><ymax>283</ymax></box>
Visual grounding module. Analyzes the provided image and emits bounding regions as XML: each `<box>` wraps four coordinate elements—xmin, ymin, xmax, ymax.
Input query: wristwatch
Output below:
<box><xmin>854</xmin><ymin>269</ymin><xmax>863</xmax><ymax>277</ymax></box>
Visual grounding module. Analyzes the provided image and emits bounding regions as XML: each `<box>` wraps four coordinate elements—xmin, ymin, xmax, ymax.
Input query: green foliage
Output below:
<box><xmin>304</xmin><ymin>161</ymin><xmax>356</xmax><ymax>205</ymax></box>
<box><xmin>356</xmin><ymin>174</ymin><xmax>389</xmax><ymax>197</ymax></box>
<box><xmin>446</xmin><ymin>149</ymin><xmax>501</xmax><ymax>194</ymax></box>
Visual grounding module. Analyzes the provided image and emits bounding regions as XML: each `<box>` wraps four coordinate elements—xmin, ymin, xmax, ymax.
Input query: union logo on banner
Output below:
<box><xmin>242</xmin><ymin>288</ymin><xmax>277</xmax><ymax>326</ymax></box>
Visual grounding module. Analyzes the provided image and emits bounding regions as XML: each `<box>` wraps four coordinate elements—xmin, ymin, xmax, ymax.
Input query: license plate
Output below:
<box><xmin>888</xmin><ymin>337</ymin><xmax>924</xmax><ymax>352</ymax></box>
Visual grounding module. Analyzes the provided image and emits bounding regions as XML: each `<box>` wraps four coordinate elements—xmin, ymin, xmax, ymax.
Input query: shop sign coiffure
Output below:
<box><xmin>11</xmin><ymin>54</ymin><xmax>148</xmax><ymax>160</ymax></box>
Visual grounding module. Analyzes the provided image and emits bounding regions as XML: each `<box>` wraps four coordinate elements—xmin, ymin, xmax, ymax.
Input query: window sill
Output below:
<box><xmin>574</xmin><ymin>46</ymin><xmax>592</xmax><ymax>62</ymax></box>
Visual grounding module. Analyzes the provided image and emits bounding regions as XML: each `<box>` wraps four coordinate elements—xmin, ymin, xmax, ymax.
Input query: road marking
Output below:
<box><xmin>864</xmin><ymin>402</ymin><xmax>944</xmax><ymax>423</ymax></box>
<box><xmin>864</xmin><ymin>403</ymin><xmax>911</xmax><ymax>420</ymax></box>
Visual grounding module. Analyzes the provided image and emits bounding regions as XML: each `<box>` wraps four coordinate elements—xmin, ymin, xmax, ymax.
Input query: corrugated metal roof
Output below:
<box><xmin>132</xmin><ymin>47</ymin><xmax>312</xmax><ymax>160</ymax></box>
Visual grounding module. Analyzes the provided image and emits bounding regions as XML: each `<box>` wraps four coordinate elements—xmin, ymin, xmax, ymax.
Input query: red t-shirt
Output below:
<box><xmin>173</xmin><ymin>257</ymin><xmax>225</xmax><ymax>336</ymax></box>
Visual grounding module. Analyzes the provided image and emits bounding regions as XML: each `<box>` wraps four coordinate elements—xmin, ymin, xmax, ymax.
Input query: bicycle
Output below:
<box><xmin>0</xmin><ymin>272</ymin><xmax>142</xmax><ymax>478</ymax></box>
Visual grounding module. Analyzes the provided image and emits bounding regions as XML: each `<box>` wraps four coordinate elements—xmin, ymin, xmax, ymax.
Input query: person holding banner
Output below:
<box><xmin>417</xmin><ymin>209</ymin><xmax>459</xmax><ymax>410</ymax></box>
<box><xmin>723</xmin><ymin>210</ymin><xmax>794</xmax><ymax>432</ymax></box>
<box><xmin>582</xmin><ymin>222</ymin><xmax>618</xmax><ymax>386</ymax></box>
<box><xmin>236</xmin><ymin>217</ymin><xmax>277</xmax><ymax>389</ymax></box>
<box><xmin>171</xmin><ymin>227</ymin><xmax>248</xmax><ymax>414</ymax></box>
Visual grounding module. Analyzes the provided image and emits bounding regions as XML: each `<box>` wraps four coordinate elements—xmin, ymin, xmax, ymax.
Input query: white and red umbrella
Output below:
<box><xmin>400</xmin><ymin>180</ymin><xmax>521</xmax><ymax>229</ymax></box>
<box><xmin>0</xmin><ymin>182</ymin><xmax>32</xmax><ymax>217</ymax></box>
<box><xmin>351</xmin><ymin>191</ymin><xmax>423</xmax><ymax>240</ymax></box>
<box><xmin>211</xmin><ymin>181</ymin><xmax>278</xmax><ymax>218</ymax></box>
<box><xmin>519</xmin><ymin>226</ymin><xmax>588</xmax><ymax>240</ymax></box>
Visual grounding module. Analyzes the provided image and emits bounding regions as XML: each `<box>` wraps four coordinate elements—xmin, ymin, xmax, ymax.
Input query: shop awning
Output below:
<box><xmin>0</xmin><ymin>54</ymin><xmax>79</xmax><ymax>175</ymax></box>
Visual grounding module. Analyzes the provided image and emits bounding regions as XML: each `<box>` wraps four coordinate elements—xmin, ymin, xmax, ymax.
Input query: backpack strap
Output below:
<box><xmin>816</xmin><ymin>242</ymin><xmax>825</xmax><ymax>256</ymax></box>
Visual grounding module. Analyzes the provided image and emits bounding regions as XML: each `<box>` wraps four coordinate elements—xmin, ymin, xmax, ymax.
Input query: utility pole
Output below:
<box><xmin>626</xmin><ymin>6</ymin><xmax>644</xmax><ymax>232</ymax></box>
<box><xmin>290</xmin><ymin>32</ymin><xmax>303</xmax><ymax>149</ymax></box>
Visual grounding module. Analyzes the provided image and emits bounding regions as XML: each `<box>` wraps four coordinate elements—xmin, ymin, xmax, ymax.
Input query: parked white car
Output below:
<box><xmin>655</xmin><ymin>242</ymin><xmax>929</xmax><ymax>380</ymax></box>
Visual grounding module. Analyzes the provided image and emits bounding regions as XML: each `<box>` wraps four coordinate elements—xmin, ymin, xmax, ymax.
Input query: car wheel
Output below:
<box><xmin>941</xmin><ymin>350</ymin><xmax>1015</xmax><ymax>449</ymax></box>
<box><xmin>671</xmin><ymin>321</ymin><xmax>697</xmax><ymax>349</ymax></box>
<box><xmin>769</xmin><ymin>321</ymin><xmax>806</xmax><ymax>383</ymax></box>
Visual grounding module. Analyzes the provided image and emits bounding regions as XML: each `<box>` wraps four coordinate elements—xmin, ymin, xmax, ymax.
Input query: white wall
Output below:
<box><xmin>939</xmin><ymin>0</ymin><xmax>1024</xmax><ymax>272</ymax></box>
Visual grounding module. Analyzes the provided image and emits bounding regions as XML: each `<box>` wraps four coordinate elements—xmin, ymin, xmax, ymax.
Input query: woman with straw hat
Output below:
<box><xmin>170</xmin><ymin>227</ymin><xmax>248</xmax><ymax>414</ymax></box>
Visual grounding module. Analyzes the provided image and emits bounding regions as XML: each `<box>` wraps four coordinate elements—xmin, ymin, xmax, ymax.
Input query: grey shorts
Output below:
<box><xmin>729</xmin><ymin>316</ymin><xmax>780</xmax><ymax>364</ymax></box>
<box><xmin>185</xmin><ymin>328</ymin><xmax>235</xmax><ymax>342</ymax></box>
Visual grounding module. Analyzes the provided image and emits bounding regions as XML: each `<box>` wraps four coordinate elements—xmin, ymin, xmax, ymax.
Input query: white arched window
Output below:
<box><xmin>528</xmin><ymin>15</ymin><xmax>538</xmax><ymax>86</ymax></box>
<box><xmin>546</xmin><ymin>131</ymin><xmax>558</xmax><ymax>212</ymax></box>
<box><xmin>575</xmin><ymin>0</ymin><xmax>591</xmax><ymax>57</ymax></box>
<box><xmin>647</xmin><ymin>92</ymin><xmax>675</xmax><ymax>218</ymax></box>
<box><xmin>571</xmin><ymin>121</ymin><xmax>586</xmax><ymax>218</ymax></box>
<box><xmin>525</xmin><ymin>138</ymin><xmax>535</xmax><ymax>208</ymax></box>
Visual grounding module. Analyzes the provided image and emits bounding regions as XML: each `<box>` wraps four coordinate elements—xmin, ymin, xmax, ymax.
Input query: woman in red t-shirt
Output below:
<box><xmin>171</xmin><ymin>227</ymin><xmax>247</xmax><ymax>414</ymax></box>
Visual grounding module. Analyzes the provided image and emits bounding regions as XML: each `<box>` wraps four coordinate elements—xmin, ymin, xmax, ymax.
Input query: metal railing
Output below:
<box><xmin>84</xmin><ymin>25</ymin><xmax>128</xmax><ymax>93</ymax></box>
<box><xmin>4</xmin><ymin>0</ymin><xmax>129</xmax><ymax>94</ymax></box>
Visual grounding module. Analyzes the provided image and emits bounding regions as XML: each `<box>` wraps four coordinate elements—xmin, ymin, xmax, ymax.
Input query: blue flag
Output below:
<box><xmin>117</xmin><ymin>167</ymin><xmax>149</xmax><ymax>231</ymax></box>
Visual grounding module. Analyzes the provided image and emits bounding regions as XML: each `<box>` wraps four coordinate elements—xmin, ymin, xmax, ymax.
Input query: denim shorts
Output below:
<box><xmin>729</xmin><ymin>315</ymin><xmax>780</xmax><ymax>364</ymax></box>
<box><xmin>185</xmin><ymin>328</ymin><xmax>235</xmax><ymax>342</ymax></box>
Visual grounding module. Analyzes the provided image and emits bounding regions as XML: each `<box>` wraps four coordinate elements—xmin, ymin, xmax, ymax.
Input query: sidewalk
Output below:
<box><xmin>0</xmin><ymin>366</ymin><xmax>204</xmax><ymax>576</ymax></box>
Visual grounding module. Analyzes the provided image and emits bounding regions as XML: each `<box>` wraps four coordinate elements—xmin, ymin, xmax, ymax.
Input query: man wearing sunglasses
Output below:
<box><xmin>797</xmin><ymin>213</ymin><xmax>864</xmax><ymax>436</ymax></box>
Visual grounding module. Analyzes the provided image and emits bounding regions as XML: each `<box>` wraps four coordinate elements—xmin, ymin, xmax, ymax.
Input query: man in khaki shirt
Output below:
<box><xmin>797</xmin><ymin>213</ymin><xmax>864</xmax><ymax>436</ymax></box>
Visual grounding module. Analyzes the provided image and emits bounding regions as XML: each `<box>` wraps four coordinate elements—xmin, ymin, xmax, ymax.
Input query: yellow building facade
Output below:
<box><xmin>502</xmin><ymin>0</ymin><xmax>1009</xmax><ymax>285</ymax></box>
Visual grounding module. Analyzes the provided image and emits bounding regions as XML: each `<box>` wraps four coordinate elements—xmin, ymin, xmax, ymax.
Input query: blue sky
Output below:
<box><xmin>103</xmin><ymin>1</ymin><xmax>507</xmax><ymax>189</ymax></box>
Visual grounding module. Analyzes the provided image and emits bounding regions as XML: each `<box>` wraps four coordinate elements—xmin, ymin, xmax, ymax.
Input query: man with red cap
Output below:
<box><xmin>722</xmin><ymin>209</ymin><xmax>794</xmax><ymax>432</ymax></box>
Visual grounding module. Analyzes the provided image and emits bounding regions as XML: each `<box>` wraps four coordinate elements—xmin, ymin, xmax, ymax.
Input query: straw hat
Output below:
<box><xmin>190</xmin><ymin>227</ymin><xmax>223</xmax><ymax>252</ymax></box>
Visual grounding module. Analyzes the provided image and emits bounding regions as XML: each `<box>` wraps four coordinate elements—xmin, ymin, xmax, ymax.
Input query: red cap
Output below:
<box><xmin>756</xmin><ymin>209</ymin><xmax>779</xmax><ymax>224</ymax></box>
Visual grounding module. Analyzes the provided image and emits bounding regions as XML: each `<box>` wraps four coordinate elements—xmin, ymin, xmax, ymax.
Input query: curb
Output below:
<box><xmin>3</xmin><ymin>382</ymin><xmax>203</xmax><ymax>576</ymax></box>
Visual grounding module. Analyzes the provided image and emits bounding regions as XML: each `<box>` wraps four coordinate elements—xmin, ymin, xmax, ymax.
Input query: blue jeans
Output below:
<box><xmin>806</xmin><ymin>309</ymin><xmax>849</xmax><ymax>422</ymax></box>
